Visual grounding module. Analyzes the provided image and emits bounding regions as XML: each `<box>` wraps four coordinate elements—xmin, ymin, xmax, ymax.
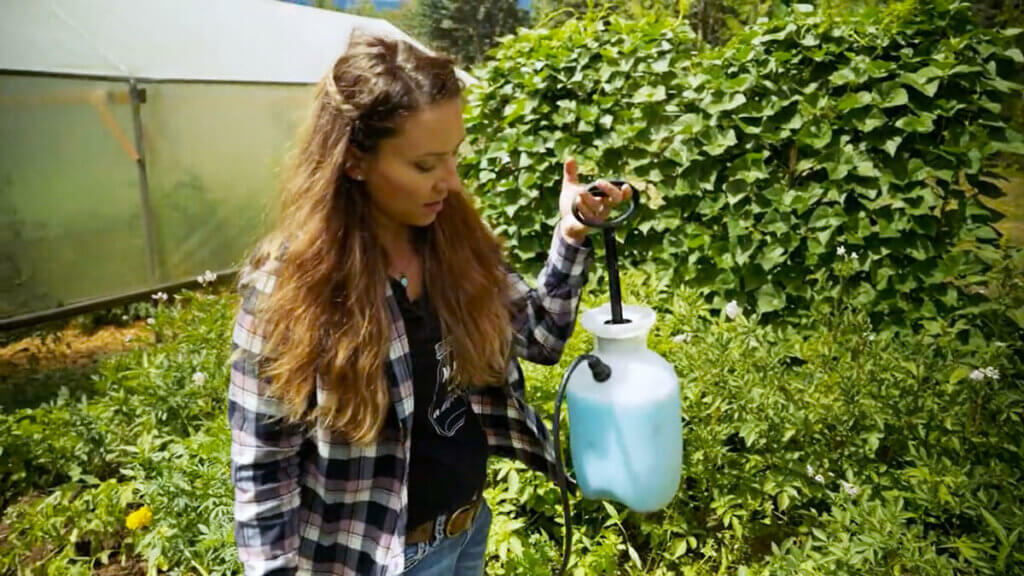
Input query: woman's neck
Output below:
<box><xmin>373</xmin><ymin>208</ymin><xmax>415</xmax><ymax>261</ymax></box>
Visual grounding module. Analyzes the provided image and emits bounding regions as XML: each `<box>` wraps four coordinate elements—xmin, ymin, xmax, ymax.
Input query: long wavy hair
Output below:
<box><xmin>237</xmin><ymin>35</ymin><xmax>513</xmax><ymax>445</ymax></box>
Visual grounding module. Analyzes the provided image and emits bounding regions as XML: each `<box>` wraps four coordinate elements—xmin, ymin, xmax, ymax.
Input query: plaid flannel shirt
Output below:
<box><xmin>228</xmin><ymin>226</ymin><xmax>594</xmax><ymax>576</ymax></box>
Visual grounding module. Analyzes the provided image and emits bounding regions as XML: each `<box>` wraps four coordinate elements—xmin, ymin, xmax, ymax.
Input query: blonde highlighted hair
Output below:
<box><xmin>238</xmin><ymin>35</ymin><xmax>512</xmax><ymax>444</ymax></box>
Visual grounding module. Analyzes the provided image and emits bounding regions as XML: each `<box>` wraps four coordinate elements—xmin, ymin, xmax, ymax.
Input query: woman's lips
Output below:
<box><xmin>424</xmin><ymin>199</ymin><xmax>445</xmax><ymax>212</ymax></box>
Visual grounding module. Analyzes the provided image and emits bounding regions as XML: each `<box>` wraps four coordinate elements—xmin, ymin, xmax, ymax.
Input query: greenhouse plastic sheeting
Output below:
<box><xmin>0</xmin><ymin>0</ymin><xmax>416</xmax><ymax>84</ymax></box>
<box><xmin>0</xmin><ymin>73</ymin><xmax>314</xmax><ymax>318</ymax></box>
<box><xmin>1</xmin><ymin>0</ymin><xmax>469</xmax><ymax>321</ymax></box>
<box><xmin>140</xmin><ymin>82</ymin><xmax>312</xmax><ymax>282</ymax></box>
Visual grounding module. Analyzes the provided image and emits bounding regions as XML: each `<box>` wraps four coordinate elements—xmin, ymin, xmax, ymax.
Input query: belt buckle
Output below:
<box><xmin>444</xmin><ymin>500</ymin><xmax>478</xmax><ymax>538</ymax></box>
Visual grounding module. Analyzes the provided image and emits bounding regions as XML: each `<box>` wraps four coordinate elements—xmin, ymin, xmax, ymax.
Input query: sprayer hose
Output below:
<box><xmin>553</xmin><ymin>354</ymin><xmax>610</xmax><ymax>576</ymax></box>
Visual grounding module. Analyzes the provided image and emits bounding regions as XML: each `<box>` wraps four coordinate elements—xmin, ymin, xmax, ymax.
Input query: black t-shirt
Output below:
<box><xmin>389</xmin><ymin>276</ymin><xmax>489</xmax><ymax>529</ymax></box>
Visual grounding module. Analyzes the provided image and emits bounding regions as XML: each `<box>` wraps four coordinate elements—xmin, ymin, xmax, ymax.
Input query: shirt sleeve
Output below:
<box><xmin>505</xmin><ymin>224</ymin><xmax>595</xmax><ymax>366</ymax></box>
<box><xmin>227</xmin><ymin>265</ymin><xmax>305</xmax><ymax>576</ymax></box>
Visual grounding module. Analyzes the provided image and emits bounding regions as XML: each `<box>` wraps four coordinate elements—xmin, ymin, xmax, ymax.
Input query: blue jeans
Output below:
<box><xmin>401</xmin><ymin>499</ymin><xmax>491</xmax><ymax>575</ymax></box>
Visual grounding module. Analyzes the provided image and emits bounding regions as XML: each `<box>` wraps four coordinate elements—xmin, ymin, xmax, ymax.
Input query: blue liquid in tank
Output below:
<box><xmin>567</xmin><ymin>390</ymin><xmax>682</xmax><ymax>512</ymax></box>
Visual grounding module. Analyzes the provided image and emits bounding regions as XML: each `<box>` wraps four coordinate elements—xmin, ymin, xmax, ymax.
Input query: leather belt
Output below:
<box><xmin>406</xmin><ymin>493</ymin><xmax>484</xmax><ymax>545</ymax></box>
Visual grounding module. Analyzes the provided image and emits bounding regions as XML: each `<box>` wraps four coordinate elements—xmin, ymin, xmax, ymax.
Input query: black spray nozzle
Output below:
<box><xmin>585</xmin><ymin>354</ymin><xmax>612</xmax><ymax>382</ymax></box>
<box><xmin>570</xmin><ymin>179</ymin><xmax>641</xmax><ymax>325</ymax></box>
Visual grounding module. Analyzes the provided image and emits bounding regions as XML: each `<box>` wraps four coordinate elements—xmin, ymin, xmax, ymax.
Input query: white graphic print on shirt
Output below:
<box><xmin>428</xmin><ymin>338</ymin><xmax>468</xmax><ymax>437</ymax></box>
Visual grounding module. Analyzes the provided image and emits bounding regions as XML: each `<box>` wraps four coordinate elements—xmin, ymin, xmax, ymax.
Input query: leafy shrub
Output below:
<box><xmin>463</xmin><ymin>2</ymin><xmax>1024</xmax><ymax>330</ymax></box>
<box><xmin>489</xmin><ymin>260</ymin><xmax>1023</xmax><ymax>575</ymax></box>
<box><xmin>0</xmin><ymin>289</ymin><xmax>239</xmax><ymax>575</ymax></box>
<box><xmin>2</xmin><ymin>256</ymin><xmax>1022</xmax><ymax>575</ymax></box>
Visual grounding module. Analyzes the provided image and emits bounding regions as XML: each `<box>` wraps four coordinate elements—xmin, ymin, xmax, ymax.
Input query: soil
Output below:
<box><xmin>0</xmin><ymin>321</ymin><xmax>154</xmax><ymax>375</ymax></box>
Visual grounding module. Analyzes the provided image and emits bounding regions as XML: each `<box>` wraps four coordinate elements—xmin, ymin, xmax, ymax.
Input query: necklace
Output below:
<box><xmin>391</xmin><ymin>252</ymin><xmax>415</xmax><ymax>288</ymax></box>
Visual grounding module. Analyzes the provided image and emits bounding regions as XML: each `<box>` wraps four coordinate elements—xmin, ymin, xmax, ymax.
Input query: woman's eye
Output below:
<box><xmin>415</xmin><ymin>162</ymin><xmax>436</xmax><ymax>172</ymax></box>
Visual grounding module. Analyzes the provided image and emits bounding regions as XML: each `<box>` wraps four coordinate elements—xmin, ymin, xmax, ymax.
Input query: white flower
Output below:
<box><xmin>806</xmin><ymin>464</ymin><xmax>815</xmax><ymax>476</ymax></box>
<box><xmin>849</xmin><ymin>251</ymin><xmax>858</xmax><ymax>260</ymax></box>
<box><xmin>836</xmin><ymin>245</ymin><xmax>846</xmax><ymax>256</ymax></box>
<box><xmin>672</xmin><ymin>333</ymin><xmax>692</xmax><ymax>343</ymax></box>
<box><xmin>725</xmin><ymin>300</ymin><xmax>741</xmax><ymax>320</ymax></box>
<box><xmin>814</xmin><ymin>474</ymin><xmax>825</xmax><ymax>484</ymax></box>
<box><xmin>197</xmin><ymin>270</ymin><xmax>218</xmax><ymax>286</ymax></box>
<box><xmin>146</xmin><ymin>317</ymin><xmax>155</xmax><ymax>326</ymax></box>
<box><xmin>192</xmin><ymin>372</ymin><xmax>207</xmax><ymax>386</ymax></box>
<box><xmin>151</xmin><ymin>291</ymin><xmax>168</xmax><ymax>302</ymax></box>
<box><xmin>840</xmin><ymin>480</ymin><xmax>859</xmax><ymax>496</ymax></box>
<box><xmin>970</xmin><ymin>367</ymin><xmax>1000</xmax><ymax>381</ymax></box>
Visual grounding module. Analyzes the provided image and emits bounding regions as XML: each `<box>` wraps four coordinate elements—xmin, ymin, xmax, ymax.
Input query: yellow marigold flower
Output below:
<box><xmin>125</xmin><ymin>505</ymin><xmax>153</xmax><ymax>530</ymax></box>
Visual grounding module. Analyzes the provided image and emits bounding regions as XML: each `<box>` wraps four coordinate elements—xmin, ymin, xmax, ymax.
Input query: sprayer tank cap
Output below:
<box><xmin>580</xmin><ymin>304</ymin><xmax>657</xmax><ymax>340</ymax></box>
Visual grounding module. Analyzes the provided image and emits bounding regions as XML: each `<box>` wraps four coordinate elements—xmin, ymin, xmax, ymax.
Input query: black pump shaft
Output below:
<box><xmin>603</xmin><ymin>227</ymin><xmax>624</xmax><ymax>323</ymax></box>
<box><xmin>570</xmin><ymin>179</ymin><xmax>640</xmax><ymax>325</ymax></box>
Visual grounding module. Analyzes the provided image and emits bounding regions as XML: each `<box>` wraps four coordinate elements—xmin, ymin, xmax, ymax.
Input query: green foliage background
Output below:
<box><xmin>462</xmin><ymin>1</ymin><xmax>1024</xmax><ymax>331</ymax></box>
<box><xmin>2</xmin><ymin>258</ymin><xmax>1022</xmax><ymax>574</ymax></box>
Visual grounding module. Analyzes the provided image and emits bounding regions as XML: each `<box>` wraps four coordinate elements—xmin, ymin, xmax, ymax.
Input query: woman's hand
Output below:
<box><xmin>558</xmin><ymin>157</ymin><xmax>633</xmax><ymax>245</ymax></box>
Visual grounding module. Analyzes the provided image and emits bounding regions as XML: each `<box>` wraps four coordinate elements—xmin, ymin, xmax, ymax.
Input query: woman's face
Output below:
<box><xmin>355</xmin><ymin>97</ymin><xmax>466</xmax><ymax>235</ymax></box>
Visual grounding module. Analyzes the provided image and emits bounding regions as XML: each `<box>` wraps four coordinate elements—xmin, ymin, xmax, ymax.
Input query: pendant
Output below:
<box><xmin>399</xmin><ymin>273</ymin><xmax>408</xmax><ymax>288</ymax></box>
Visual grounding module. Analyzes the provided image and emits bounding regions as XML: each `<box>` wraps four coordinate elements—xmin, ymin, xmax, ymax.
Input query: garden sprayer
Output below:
<box><xmin>553</xmin><ymin>181</ymin><xmax>682</xmax><ymax>575</ymax></box>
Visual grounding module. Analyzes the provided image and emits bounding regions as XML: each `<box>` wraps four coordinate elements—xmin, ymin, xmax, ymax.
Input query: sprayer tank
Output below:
<box><xmin>566</xmin><ymin>303</ymin><xmax>682</xmax><ymax>512</ymax></box>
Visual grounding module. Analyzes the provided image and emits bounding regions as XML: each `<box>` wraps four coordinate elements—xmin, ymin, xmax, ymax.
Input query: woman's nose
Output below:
<box><xmin>441</xmin><ymin>157</ymin><xmax>464</xmax><ymax>194</ymax></box>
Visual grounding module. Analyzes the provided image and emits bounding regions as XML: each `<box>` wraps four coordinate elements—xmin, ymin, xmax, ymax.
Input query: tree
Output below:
<box><xmin>341</xmin><ymin>0</ymin><xmax>417</xmax><ymax>29</ymax></box>
<box><xmin>410</xmin><ymin>0</ymin><xmax>530</xmax><ymax>66</ymax></box>
<box><xmin>532</xmin><ymin>0</ymin><xmax>684</xmax><ymax>27</ymax></box>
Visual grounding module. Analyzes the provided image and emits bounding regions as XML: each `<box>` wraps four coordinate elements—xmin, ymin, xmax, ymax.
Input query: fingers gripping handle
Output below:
<box><xmin>569</xmin><ymin>179</ymin><xmax>641</xmax><ymax>229</ymax></box>
<box><xmin>569</xmin><ymin>179</ymin><xmax>640</xmax><ymax>325</ymax></box>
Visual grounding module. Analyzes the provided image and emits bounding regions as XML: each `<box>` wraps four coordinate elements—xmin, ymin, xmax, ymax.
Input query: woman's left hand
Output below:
<box><xmin>558</xmin><ymin>157</ymin><xmax>633</xmax><ymax>245</ymax></box>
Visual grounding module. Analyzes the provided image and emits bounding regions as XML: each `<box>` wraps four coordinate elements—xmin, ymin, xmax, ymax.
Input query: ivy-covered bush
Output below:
<box><xmin>463</xmin><ymin>1</ymin><xmax>1024</xmax><ymax>329</ymax></box>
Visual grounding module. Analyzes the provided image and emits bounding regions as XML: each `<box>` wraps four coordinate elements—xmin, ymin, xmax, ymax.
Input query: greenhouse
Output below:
<box><xmin>0</xmin><ymin>0</ymin><xmax>461</xmax><ymax>328</ymax></box>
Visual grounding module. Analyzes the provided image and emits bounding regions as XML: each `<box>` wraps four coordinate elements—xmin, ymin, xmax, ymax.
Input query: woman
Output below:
<box><xmin>227</xmin><ymin>34</ymin><xmax>630</xmax><ymax>576</ymax></box>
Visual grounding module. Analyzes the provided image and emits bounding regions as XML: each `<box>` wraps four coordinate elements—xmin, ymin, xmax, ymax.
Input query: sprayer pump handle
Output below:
<box><xmin>570</xmin><ymin>179</ymin><xmax>641</xmax><ymax>230</ymax></box>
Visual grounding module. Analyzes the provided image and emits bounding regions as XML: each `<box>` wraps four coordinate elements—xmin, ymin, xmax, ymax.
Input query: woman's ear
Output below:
<box><xmin>343</xmin><ymin>151</ymin><xmax>366</xmax><ymax>181</ymax></box>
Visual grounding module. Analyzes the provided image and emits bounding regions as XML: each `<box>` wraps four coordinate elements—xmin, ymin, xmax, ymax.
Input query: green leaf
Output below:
<box><xmin>703</xmin><ymin>128</ymin><xmax>738</xmax><ymax>156</ymax></box>
<box><xmin>756</xmin><ymin>283</ymin><xmax>785</xmax><ymax>312</ymax></box>
<box><xmin>777</xmin><ymin>491</ymin><xmax>790</xmax><ymax>511</ymax></box>
<box><xmin>861</xmin><ymin>108</ymin><xmax>888</xmax><ymax>132</ymax></box>
<box><xmin>798</xmin><ymin>118</ymin><xmax>832</xmax><ymax>148</ymax></box>
<box><xmin>628</xmin><ymin>544</ymin><xmax>642</xmax><ymax>569</ymax></box>
<box><xmin>874</xmin><ymin>83</ymin><xmax>909</xmax><ymax>108</ymax></box>
<box><xmin>899</xmin><ymin>67</ymin><xmax>942</xmax><ymax>97</ymax></box>
<box><xmin>836</xmin><ymin>91</ymin><xmax>872</xmax><ymax>111</ymax></box>
<box><xmin>881</xmin><ymin>133</ymin><xmax>903</xmax><ymax>156</ymax></box>
<box><xmin>703</xmin><ymin>93</ymin><xmax>747</xmax><ymax>114</ymax></box>
<box><xmin>829</xmin><ymin>67</ymin><xmax>866</xmax><ymax>86</ymax></box>
<box><xmin>635</xmin><ymin>85</ymin><xmax>667</xmax><ymax>102</ymax></box>
<box><xmin>601</xmin><ymin>501</ymin><xmax>620</xmax><ymax>522</ymax></box>
<box><xmin>756</xmin><ymin>245</ymin><xmax>788</xmax><ymax>271</ymax></box>
<box><xmin>809</xmin><ymin>205</ymin><xmax>844</xmax><ymax>228</ymax></box>
<box><xmin>1002</xmin><ymin>48</ymin><xmax>1024</xmax><ymax>63</ymax></box>
<box><xmin>895</xmin><ymin>114</ymin><xmax>935</xmax><ymax>133</ymax></box>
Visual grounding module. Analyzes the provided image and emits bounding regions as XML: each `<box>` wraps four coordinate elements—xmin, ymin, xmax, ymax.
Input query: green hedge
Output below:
<box><xmin>463</xmin><ymin>1</ymin><xmax>1024</xmax><ymax>328</ymax></box>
